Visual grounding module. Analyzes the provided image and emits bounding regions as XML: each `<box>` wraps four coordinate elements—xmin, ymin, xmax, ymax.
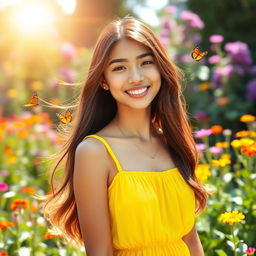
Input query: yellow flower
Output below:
<box><xmin>30</xmin><ymin>81</ymin><xmax>43</xmax><ymax>91</ymax></box>
<box><xmin>249</xmin><ymin>131</ymin><xmax>256</xmax><ymax>137</ymax></box>
<box><xmin>199</xmin><ymin>82</ymin><xmax>211</xmax><ymax>91</ymax></box>
<box><xmin>215</xmin><ymin>142</ymin><xmax>229</xmax><ymax>148</ymax></box>
<box><xmin>240</xmin><ymin>114</ymin><xmax>255</xmax><ymax>122</ymax></box>
<box><xmin>195</xmin><ymin>164</ymin><xmax>211</xmax><ymax>182</ymax></box>
<box><xmin>240</xmin><ymin>138</ymin><xmax>255</xmax><ymax>146</ymax></box>
<box><xmin>7</xmin><ymin>89</ymin><xmax>17</xmax><ymax>99</ymax></box>
<box><xmin>212</xmin><ymin>158</ymin><xmax>231</xmax><ymax>167</ymax></box>
<box><xmin>221</xmin><ymin>153</ymin><xmax>231</xmax><ymax>159</ymax></box>
<box><xmin>231</xmin><ymin>139</ymin><xmax>241</xmax><ymax>148</ymax></box>
<box><xmin>219</xmin><ymin>210</ymin><xmax>245</xmax><ymax>226</ymax></box>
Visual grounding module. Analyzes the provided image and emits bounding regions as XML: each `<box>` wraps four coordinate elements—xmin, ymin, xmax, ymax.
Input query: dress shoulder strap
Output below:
<box><xmin>82</xmin><ymin>134</ymin><xmax>123</xmax><ymax>172</ymax></box>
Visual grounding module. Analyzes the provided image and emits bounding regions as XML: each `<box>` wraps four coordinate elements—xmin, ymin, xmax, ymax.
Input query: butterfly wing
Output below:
<box><xmin>64</xmin><ymin>110</ymin><xmax>72</xmax><ymax>123</ymax></box>
<box><xmin>195</xmin><ymin>51</ymin><xmax>208</xmax><ymax>61</ymax></box>
<box><xmin>191</xmin><ymin>47</ymin><xmax>200</xmax><ymax>59</ymax></box>
<box><xmin>24</xmin><ymin>93</ymin><xmax>39</xmax><ymax>107</ymax></box>
<box><xmin>56</xmin><ymin>110</ymin><xmax>72</xmax><ymax>124</ymax></box>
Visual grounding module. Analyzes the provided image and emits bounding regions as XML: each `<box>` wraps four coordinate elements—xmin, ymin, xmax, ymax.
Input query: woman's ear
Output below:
<box><xmin>100</xmin><ymin>76</ymin><xmax>109</xmax><ymax>90</ymax></box>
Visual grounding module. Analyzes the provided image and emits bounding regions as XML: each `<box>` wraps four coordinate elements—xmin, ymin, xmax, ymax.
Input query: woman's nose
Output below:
<box><xmin>128</xmin><ymin>68</ymin><xmax>144</xmax><ymax>84</ymax></box>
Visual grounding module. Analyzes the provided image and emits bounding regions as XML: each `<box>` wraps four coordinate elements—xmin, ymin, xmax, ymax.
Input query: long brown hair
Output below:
<box><xmin>39</xmin><ymin>15</ymin><xmax>210</xmax><ymax>246</ymax></box>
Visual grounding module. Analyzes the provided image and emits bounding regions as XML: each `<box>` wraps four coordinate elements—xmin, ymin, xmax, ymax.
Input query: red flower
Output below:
<box><xmin>0</xmin><ymin>251</ymin><xmax>8</xmax><ymax>256</ymax></box>
<box><xmin>0</xmin><ymin>221</ymin><xmax>14</xmax><ymax>229</ymax></box>
<box><xmin>10</xmin><ymin>199</ymin><xmax>29</xmax><ymax>211</ymax></box>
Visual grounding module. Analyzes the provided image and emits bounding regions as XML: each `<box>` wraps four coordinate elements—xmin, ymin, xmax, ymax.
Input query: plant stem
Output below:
<box><xmin>231</xmin><ymin>225</ymin><xmax>237</xmax><ymax>256</ymax></box>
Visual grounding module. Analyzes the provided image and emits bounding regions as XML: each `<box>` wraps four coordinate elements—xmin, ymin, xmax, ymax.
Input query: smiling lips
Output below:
<box><xmin>126</xmin><ymin>85</ymin><xmax>150</xmax><ymax>94</ymax></box>
<box><xmin>125</xmin><ymin>86</ymin><xmax>150</xmax><ymax>98</ymax></box>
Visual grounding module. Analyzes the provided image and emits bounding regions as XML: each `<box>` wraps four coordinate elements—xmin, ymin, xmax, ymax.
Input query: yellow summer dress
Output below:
<box><xmin>83</xmin><ymin>134</ymin><xmax>196</xmax><ymax>256</ymax></box>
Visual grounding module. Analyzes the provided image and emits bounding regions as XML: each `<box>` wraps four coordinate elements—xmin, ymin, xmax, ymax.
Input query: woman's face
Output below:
<box><xmin>103</xmin><ymin>38</ymin><xmax>161</xmax><ymax>109</ymax></box>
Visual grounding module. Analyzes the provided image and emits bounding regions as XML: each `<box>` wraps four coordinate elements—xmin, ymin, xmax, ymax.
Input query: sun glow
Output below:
<box><xmin>10</xmin><ymin>2</ymin><xmax>55</xmax><ymax>36</ymax></box>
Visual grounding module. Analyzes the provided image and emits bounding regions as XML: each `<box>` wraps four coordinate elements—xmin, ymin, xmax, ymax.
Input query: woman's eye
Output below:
<box><xmin>142</xmin><ymin>60</ymin><xmax>153</xmax><ymax>65</ymax></box>
<box><xmin>112</xmin><ymin>66</ymin><xmax>125</xmax><ymax>71</ymax></box>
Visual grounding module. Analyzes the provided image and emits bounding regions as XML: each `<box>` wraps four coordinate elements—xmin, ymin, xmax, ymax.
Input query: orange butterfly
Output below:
<box><xmin>191</xmin><ymin>46</ymin><xmax>208</xmax><ymax>62</ymax></box>
<box><xmin>56</xmin><ymin>109</ymin><xmax>72</xmax><ymax>124</ymax></box>
<box><xmin>24</xmin><ymin>92</ymin><xmax>39</xmax><ymax>107</ymax></box>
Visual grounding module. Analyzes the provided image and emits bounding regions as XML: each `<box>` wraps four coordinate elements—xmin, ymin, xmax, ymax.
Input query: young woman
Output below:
<box><xmin>42</xmin><ymin>15</ymin><xmax>209</xmax><ymax>256</ymax></box>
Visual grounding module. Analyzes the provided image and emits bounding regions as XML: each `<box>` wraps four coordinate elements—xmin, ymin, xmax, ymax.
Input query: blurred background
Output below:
<box><xmin>0</xmin><ymin>1</ymin><xmax>255</xmax><ymax>256</ymax></box>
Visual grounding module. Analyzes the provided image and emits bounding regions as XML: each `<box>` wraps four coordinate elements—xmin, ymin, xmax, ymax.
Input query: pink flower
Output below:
<box><xmin>245</xmin><ymin>247</ymin><xmax>256</xmax><ymax>255</ymax></box>
<box><xmin>0</xmin><ymin>183</ymin><xmax>8</xmax><ymax>192</ymax></box>
<box><xmin>195</xmin><ymin>129</ymin><xmax>212</xmax><ymax>138</ymax></box>
<box><xmin>209</xmin><ymin>34</ymin><xmax>224</xmax><ymax>44</ymax></box>
<box><xmin>196</xmin><ymin>143</ymin><xmax>206</xmax><ymax>151</ymax></box>
<box><xmin>208</xmin><ymin>55</ymin><xmax>221</xmax><ymax>64</ymax></box>
<box><xmin>0</xmin><ymin>170</ymin><xmax>9</xmax><ymax>176</ymax></box>
<box><xmin>209</xmin><ymin>146</ymin><xmax>223</xmax><ymax>154</ymax></box>
<box><xmin>165</xmin><ymin>5</ymin><xmax>176</xmax><ymax>14</ymax></box>
<box><xmin>60</xmin><ymin>42</ymin><xmax>77</xmax><ymax>61</ymax></box>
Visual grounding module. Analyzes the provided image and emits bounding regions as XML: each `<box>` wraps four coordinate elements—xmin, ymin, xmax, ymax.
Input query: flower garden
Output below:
<box><xmin>0</xmin><ymin>4</ymin><xmax>255</xmax><ymax>256</ymax></box>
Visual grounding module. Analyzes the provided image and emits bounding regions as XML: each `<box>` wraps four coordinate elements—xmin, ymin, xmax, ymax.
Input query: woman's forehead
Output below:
<box><xmin>108</xmin><ymin>38</ymin><xmax>151</xmax><ymax>59</ymax></box>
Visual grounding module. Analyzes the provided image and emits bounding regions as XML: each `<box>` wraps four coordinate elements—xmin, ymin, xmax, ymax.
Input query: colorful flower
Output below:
<box><xmin>212</xmin><ymin>158</ymin><xmax>231</xmax><ymax>167</ymax></box>
<box><xmin>240</xmin><ymin>114</ymin><xmax>255</xmax><ymax>123</ymax></box>
<box><xmin>241</xmin><ymin>145</ymin><xmax>256</xmax><ymax>157</ymax></box>
<box><xmin>223</xmin><ymin>129</ymin><xmax>232</xmax><ymax>136</ymax></box>
<box><xmin>195</xmin><ymin>164</ymin><xmax>211</xmax><ymax>181</ymax></box>
<box><xmin>209</xmin><ymin>34</ymin><xmax>224</xmax><ymax>44</ymax></box>
<box><xmin>231</xmin><ymin>139</ymin><xmax>242</xmax><ymax>148</ymax></box>
<box><xmin>224</xmin><ymin>41</ymin><xmax>252</xmax><ymax>67</ymax></box>
<box><xmin>199</xmin><ymin>82</ymin><xmax>211</xmax><ymax>91</ymax></box>
<box><xmin>215</xmin><ymin>142</ymin><xmax>229</xmax><ymax>148</ymax></box>
<box><xmin>44</xmin><ymin>229</ymin><xmax>62</xmax><ymax>240</ymax></box>
<box><xmin>245</xmin><ymin>247</ymin><xmax>256</xmax><ymax>255</ymax></box>
<box><xmin>208</xmin><ymin>55</ymin><xmax>221</xmax><ymax>64</ymax></box>
<box><xmin>21</xmin><ymin>186</ymin><xmax>36</xmax><ymax>194</ymax></box>
<box><xmin>211</xmin><ymin>125</ymin><xmax>223</xmax><ymax>134</ymax></box>
<box><xmin>11</xmin><ymin>199</ymin><xmax>29</xmax><ymax>211</ymax></box>
<box><xmin>0</xmin><ymin>221</ymin><xmax>15</xmax><ymax>229</ymax></box>
<box><xmin>195</xmin><ymin>128</ymin><xmax>212</xmax><ymax>138</ymax></box>
<box><xmin>0</xmin><ymin>252</ymin><xmax>7</xmax><ymax>256</ymax></box>
<box><xmin>235</xmin><ymin>130</ymin><xmax>250</xmax><ymax>137</ymax></box>
<box><xmin>180</xmin><ymin>10</ymin><xmax>204</xmax><ymax>29</ymax></box>
<box><xmin>0</xmin><ymin>183</ymin><xmax>8</xmax><ymax>192</ymax></box>
<box><xmin>245</xmin><ymin>79</ymin><xmax>256</xmax><ymax>101</ymax></box>
<box><xmin>209</xmin><ymin>146</ymin><xmax>223</xmax><ymax>154</ymax></box>
<box><xmin>196</xmin><ymin>143</ymin><xmax>206</xmax><ymax>151</ymax></box>
<box><xmin>219</xmin><ymin>210</ymin><xmax>245</xmax><ymax>226</ymax></box>
<box><xmin>240</xmin><ymin>138</ymin><xmax>255</xmax><ymax>146</ymax></box>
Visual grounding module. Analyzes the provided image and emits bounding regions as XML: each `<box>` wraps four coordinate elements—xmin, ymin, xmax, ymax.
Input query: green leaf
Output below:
<box><xmin>215</xmin><ymin>249</ymin><xmax>228</xmax><ymax>256</ymax></box>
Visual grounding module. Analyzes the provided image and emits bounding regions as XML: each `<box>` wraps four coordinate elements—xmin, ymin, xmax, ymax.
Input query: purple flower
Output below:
<box><xmin>224</xmin><ymin>41</ymin><xmax>252</xmax><ymax>67</ymax></box>
<box><xmin>191</xmin><ymin>34</ymin><xmax>202</xmax><ymax>44</ymax></box>
<box><xmin>58</xmin><ymin>67</ymin><xmax>76</xmax><ymax>83</ymax></box>
<box><xmin>212</xmin><ymin>65</ymin><xmax>244</xmax><ymax>87</ymax></box>
<box><xmin>196</xmin><ymin>143</ymin><xmax>206</xmax><ymax>151</ymax></box>
<box><xmin>208</xmin><ymin>55</ymin><xmax>221</xmax><ymax>64</ymax></box>
<box><xmin>161</xmin><ymin>18</ymin><xmax>173</xmax><ymax>31</ymax></box>
<box><xmin>180</xmin><ymin>10</ymin><xmax>204</xmax><ymax>29</ymax></box>
<box><xmin>195</xmin><ymin>110</ymin><xmax>207</xmax><ymax>119</ymax></box>
<box><xmin>0</xmin><ymin>170</ymin><xmax>9</xmax><ymax>176</ymax></box>
<box><xmin>209</xmin><ymin>146</ymin><xmax>223</xmax><ymax>154</ymax></box>
<box><xmin>60</xmin><ymin>42</ymin><xmax>77</xmax><ymax>61</ymax></box>
<box><xmin>245</xmin><ymin>79</ymin><xmax>256</xmax><ymax>101</ymax></box>
<box><xmin>180</xmin><ymin>54</ymin><xmax>192</xmax><ymax>63</ymax></box>
<box><xmin>195</xmin><ymin>129</ymin><xmax>212</xmax><ymax>138</ymax></box>
<box><xmin>165</xmin><ymin>5</ymin><xmax>176</xmax><ymax>14</ymax></box>
<box><xmin>249</xmin><ymin>66</ymin><xmax>256</xmax><ymax>75</ymax></box>
<box><xmin>209</xmin><ymin>34</ymin><xmax>224</xmax><ymax>44</ymax></box>
<box><xmin>0</xmin><ymin>183</ymin><xmax>8</xmax><ymax>192</ymax></box>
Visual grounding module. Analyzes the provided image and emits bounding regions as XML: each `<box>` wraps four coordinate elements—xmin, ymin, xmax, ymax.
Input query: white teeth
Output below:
<box><xmin>126</xmin><ymin>87</ymin><xmax>148</xmax><ymax>95</ymax></box>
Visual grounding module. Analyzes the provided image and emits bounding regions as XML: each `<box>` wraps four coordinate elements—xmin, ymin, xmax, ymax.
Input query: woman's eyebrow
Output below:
<box><xmin>108</xmin><ymin>52</ymin><xmax>153</xmax><ymax>66</ymax></box>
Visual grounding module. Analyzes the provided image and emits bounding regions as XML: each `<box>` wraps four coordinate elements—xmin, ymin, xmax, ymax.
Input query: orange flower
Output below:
<box><xmin>11</xmin><ymin>199</ymin><xmax>29</xmax><ymax>211</ymax></box>
<box><xmin>211</xmin><ymin>125</ymin><xmax>223</xmax><ymax>134</ymax></box>
<box><xmin>22</xmin><ymin>186</ymin><xmax>36</xmax><ymax>194</ymax></box>
<box><xmin>240</xmin><ymin>114</ymin><xmax>255</xmax><ymax>122</ymax></box>
<box><xmin>44</xmin><ymin>230</ymin><xmax>62</xmax><ymax>240</ymax></box>
<box><xmin>235</xmin><ymin>130</ymin><xmax>250</xmax><ymax>137</ymax></box>
<box><xmin>215</xmin><ymin>142</ymin><xmax>229</xmax><ymax>148</ymax></box>
<box><xmin>217</xmin><ymin>97</ymin><xmax>228</xmax><ymax>106</ymax></box>
<box><xmin>0</xmin><ymin>221</ymin><xmax>15</xmax><ymax>229</ymax></box>
<box><xmin>0</xmin><ymin>251</ymin><xmax>7</xmax><ymax>256</ymax></box>
<box><xmin>241</xmin><ymin>145</ymin><xmax>256</xmax><ymax>157</ymax></box>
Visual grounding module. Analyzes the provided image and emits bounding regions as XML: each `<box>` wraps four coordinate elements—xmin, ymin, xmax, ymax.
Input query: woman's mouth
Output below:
<box><xmin>125</xmin><ymin>86</ymin><xmax>150</xmax><ymax>98</ymax></box>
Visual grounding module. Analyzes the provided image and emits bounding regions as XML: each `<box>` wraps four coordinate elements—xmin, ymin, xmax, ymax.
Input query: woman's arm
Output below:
<box><xmin>182</xmin><ymin>224</ymin><xmax>205</xmax><ymax>256</ymax></box>
<box><xmin>73</xmin><ymin>138</ymin><xmax>114</xmax><ymax>256</ymax></box>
